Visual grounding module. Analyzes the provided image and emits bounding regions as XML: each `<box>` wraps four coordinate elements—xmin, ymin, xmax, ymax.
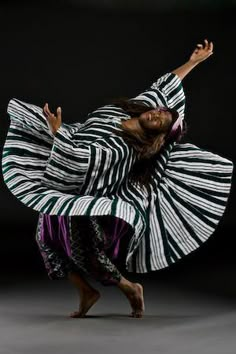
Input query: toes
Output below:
<box><xmin>70</xmin><ymin>311</ymin><xmax>78</xmax><ymax>317</ymax></box>
<box><xmin>136</xmin><ymin>312</ymin><xmax>143</xmax><ymax>318</ymax></box>
<box><xmin>70</xmin><ymin>311</ymin><xmax>86</xmax><ymax>318</ymax></box>
<box><xmin>130</xmin><ymin>313</ymin><xmax>143</xmax><ymax>318</ymax></box>
<box><xmin>130</xmin><ymin>310</ymin><xmax>143</xmax><ymax>318</ymax></box>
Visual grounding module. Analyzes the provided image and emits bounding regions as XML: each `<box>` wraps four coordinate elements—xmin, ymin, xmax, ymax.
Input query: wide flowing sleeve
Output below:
<box><xmin>130</xmin><ymin>72</ymin><xmax>185</xmax><ymax>119</ymax></box>
<box><xmin>5</xmin><ymin>98</ymin><xmax>90</xmax><ymax>193</ymax></box>
<box><xmin>41</xmin><ymin>124</ymin><xmax>91</xmax><ymax>192</ymax></box>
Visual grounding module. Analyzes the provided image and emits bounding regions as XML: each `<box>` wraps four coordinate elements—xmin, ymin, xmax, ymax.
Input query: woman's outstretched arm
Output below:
<box><xmin>43</xmin><ymin>39</ymin><xmax>213</xmax><ymax>135</ymax></box>
<box><xmin>172</xmin><ymin>39</ymin><xmax>213</xmax><ymax>80</ymax></box>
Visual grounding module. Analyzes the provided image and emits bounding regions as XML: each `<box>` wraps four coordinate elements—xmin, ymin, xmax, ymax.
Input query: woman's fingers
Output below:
<box><xmin>195</xmin><ymin>39</ymin><xmax>213</xmax><ymax>55</ymax></box>
<box><xmin>56</xmin><ymin>107</ymin><xmax>62</xmax><ymax>121</ymax></box>
<box><xmin>209</xmin><ymin>41</ymin><xmax>214</xmax><ymax>53</ymax></box>
<box><xmin>43</xmin><ymin>103</ymin><xmax>47</xmax><ymax>116</ymax></box>
<box><xmin>44</xmin><ymin>103</ymin><xmax>62</xmax><ymax>120</ymax></box>
<box><xmin>44</xmin><ymin>103</ymin><xmax>49</xmax><ymax>115</ymax></box>
<box><xmin>43</xmin><ymin>103</ymin><xmax>52</xmax><ymax>118</ymax></box>
<box><xmin>204</xmin><ymin>39</ymin><xmax>209</xmax><ymax>49</ymax></box>
<box><xmin>203</xmin><ymin>39</ymin><xmax>213</xmax><ymax>52</ymax></box>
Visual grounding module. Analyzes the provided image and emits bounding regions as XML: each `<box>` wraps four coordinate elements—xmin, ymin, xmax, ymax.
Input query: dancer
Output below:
<box><xmin>2</xmin><ymin>40</ymin><xmax>233</xmax><ymax>318</ymax></box>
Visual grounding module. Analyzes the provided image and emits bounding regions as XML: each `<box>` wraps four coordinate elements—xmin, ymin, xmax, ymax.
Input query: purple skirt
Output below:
<box><xmin>36</xmin><ymin>214</ymin><xmax>131</xmax><ymax>285</ymax></box>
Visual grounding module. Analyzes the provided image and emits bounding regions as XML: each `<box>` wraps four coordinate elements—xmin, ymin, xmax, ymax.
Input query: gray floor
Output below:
<box><xmin>1</xmin><ymin>271</ymin><xmax>236</xmax><ymax>354</ymax></box>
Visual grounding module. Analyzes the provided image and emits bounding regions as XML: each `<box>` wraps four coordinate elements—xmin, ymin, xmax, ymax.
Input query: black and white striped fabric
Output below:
<box><xmin>2</xmin><ymin>73</ymin><xmax>233</xmax><ymax>272</ymax></box>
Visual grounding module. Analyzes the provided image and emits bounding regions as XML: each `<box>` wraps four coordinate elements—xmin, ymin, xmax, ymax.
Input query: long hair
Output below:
<box><xmin>112</xmin><ymin>98</ymin><xmax>187</xmax><ymax>188</ymax></box>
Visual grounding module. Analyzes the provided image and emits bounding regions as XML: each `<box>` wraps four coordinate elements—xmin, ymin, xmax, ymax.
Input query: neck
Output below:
<box><xmin>121</xmin><ymin>117</ymin><xmax>143</xmax><ymax>134</ymax></box>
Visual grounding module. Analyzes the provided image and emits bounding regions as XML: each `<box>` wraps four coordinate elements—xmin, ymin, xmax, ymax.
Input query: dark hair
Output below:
<box><xmin>112</xmin><ymin>98</ymin><xmax>187</xmax><ymax>188</ymax></box>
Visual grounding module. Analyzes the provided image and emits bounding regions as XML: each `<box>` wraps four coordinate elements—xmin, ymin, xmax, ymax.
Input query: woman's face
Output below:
<box><xmin>139</xmin><ymin>108</ymin><xmax>172</xmax><ymax>133</ymax></box>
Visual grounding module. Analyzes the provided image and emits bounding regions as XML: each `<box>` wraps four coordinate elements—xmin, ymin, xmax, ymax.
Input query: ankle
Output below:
<box><xmin>118</xmin><ymin>277</ymin><xmax>135</xmax><ymax>294</ymax></box>
<box><xmin>68</xmin><ymin>272</ymin><xmax>93</xmax><ymax>292</ymax></box>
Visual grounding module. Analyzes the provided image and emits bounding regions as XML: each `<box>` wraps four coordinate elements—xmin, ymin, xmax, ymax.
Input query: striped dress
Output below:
<box><xmin>2</xmin><ymin>73</ymin><xmax>233</xmax><ymax>273</ymax></box>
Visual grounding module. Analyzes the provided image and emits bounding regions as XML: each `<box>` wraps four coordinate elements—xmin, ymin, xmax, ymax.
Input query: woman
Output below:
<box><xmin>2</xmin><ymin>40</ymin><xmax>233</xmax><ymax>318</ymax></box>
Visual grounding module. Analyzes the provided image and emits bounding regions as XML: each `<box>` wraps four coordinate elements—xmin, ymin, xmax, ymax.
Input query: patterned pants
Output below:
<box><xmin>36</xmin><ymin>214</ymin><xmax>131</xmax><ymax>286</ymax></box>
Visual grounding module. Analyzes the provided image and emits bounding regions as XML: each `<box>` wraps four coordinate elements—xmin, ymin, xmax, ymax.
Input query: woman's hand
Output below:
<box><xmin>43</xmin><ymin>103</ymin><xmax>62</xmax><ymax>135</ymax></box>
<box><xmin>172</xmin><ymin>39</ymin><xmax>214</xmax><ymax>80</ymax></box>
<box><xmin>189</xmin><ymin>39</ymin><xmax>213</xmax><ymax>65</ymax></box>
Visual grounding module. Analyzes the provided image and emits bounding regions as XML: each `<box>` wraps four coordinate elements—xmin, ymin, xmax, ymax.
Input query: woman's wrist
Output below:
<box><xmin>186</xmin><ymin>59</ymin><xmax>200</xmax><ymax>68</ymax></box>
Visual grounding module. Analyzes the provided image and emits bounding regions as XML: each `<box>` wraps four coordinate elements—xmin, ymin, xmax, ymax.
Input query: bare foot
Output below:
<box><xmin>126</xmin><ymin>283</ymin><xmax>145</xmax><ymax>318</ymax></box>
<box><xmin>70</xmin><ymin>288</ymin><xmax>101</xmax><ymax>318</ymax></box>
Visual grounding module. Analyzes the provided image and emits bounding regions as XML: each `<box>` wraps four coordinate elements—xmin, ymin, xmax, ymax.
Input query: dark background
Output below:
<box><xmin>0</xmin><ymin>0</ymin><xmax>235</xmax><ymax>281</ymax></box>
